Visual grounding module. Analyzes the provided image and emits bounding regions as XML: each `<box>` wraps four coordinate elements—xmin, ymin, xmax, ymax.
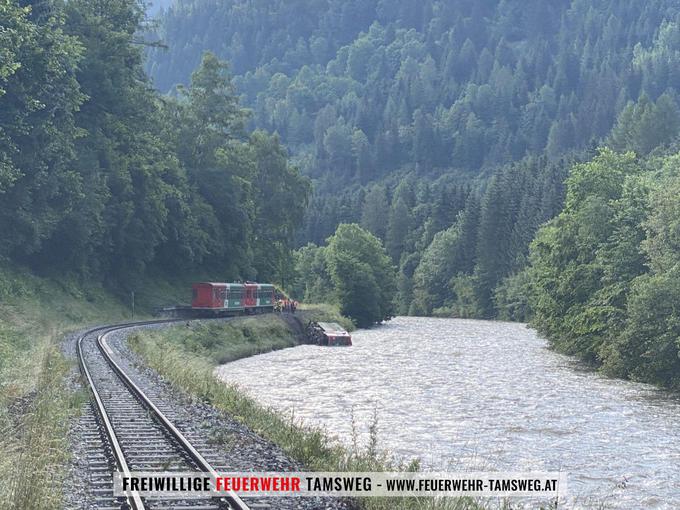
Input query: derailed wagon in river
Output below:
<box><xmin>306</xmin><ymin>321</ymin><xmax>352</xmax><ymax>346</ymax></box>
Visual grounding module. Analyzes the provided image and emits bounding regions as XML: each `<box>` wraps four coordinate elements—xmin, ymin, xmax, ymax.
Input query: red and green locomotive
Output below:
<box><xmin>162</xmin><ymin>282</ymin><xmax>275</xmax><ymax>318</ymax></box>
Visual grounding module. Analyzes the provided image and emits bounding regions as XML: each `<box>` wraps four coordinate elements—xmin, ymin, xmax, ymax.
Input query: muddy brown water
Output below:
<box><xmin>215</xmin><ymin>316</ymin><xmax>680</xmax><ymax>508</ymax></box>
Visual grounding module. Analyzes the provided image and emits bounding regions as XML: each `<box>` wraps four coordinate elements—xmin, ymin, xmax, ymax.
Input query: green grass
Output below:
<box><xmin>129</xmin><ymin>314</ymin><xmax>486</xmax><ymax>510</ymax></box>
<box><xmin>0</xmin><ymin>264</ymin><xmax>135</xmax><ymax>402</ymax></box>
<box><xmin>135</xmin><ymin>303</ymin><xmax>355</xmax><ymax>366</ymax></box>
<box><xmin>297</xmin><ymin>302</ymin><xmax>356</xmax><ymax>332</ymax></box>
<box><xmin>0</xmin><ymin>263</ymin><xmax>151</xmax><ymax>509</ymax></box>
<box><xmin>0</xmin><ymin>340</ymin><xmax>87</xmax><ymax>510</ymax></box>
<box><xmin>140</xmin><ymin>314</ymin><xmax>300</xmax><ymax>365</ymax></box>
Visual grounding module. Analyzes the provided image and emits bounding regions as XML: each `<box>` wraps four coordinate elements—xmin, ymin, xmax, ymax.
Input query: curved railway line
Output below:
<box><xmin>76</xmin><ymin>320</ymin><xmax>250</xmax><ymax>510</ymax></box>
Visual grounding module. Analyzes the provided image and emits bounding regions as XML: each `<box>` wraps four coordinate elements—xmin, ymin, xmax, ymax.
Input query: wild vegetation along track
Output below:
<box><xmin>76</xmin><ymin>320</ymin><xmax>250</xmax><ymax>510</ymax></box>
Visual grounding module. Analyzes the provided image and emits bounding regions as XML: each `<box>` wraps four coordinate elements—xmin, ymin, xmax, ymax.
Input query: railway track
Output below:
<box><xmin>76</xmin><ymin>320</ymin><xmax>250</xmax><ymax>510</ymax></box>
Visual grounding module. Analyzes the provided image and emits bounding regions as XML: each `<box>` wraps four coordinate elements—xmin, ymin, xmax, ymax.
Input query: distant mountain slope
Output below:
<box><xmin>144</xmin><ymin>1</ymin><xmax>680</xmax><ymax>322</ymax></box>
<box><xmin>146</xmin><ymin>0</ymin><xmax>174</xmax><ymax>17</ymax></box>
<box><xmin>148</xmin><ymin>0</ymin><xmax>680</xmax><ymax>188</ymax></box>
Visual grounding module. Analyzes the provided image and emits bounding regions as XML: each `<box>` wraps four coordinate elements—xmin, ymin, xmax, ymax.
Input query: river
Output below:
<box><xmin>214</xmin><ymin>316</ymin><xmax>680</xmax><ymax>508</ymax></box>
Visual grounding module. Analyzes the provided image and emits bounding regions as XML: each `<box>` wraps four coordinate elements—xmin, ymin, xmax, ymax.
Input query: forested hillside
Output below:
<box><xmin>5</xmin><ymin>0</ymin><xmax>680</xmax><ymax>385</ymax></box>
<box><xmin>525</xmin><ymin>145</ymin><xmax>680</xmax><ymax>388</ymax></box>
<box><xmin>0</xmin><ymin>0</ymin><xmax>308</xmax><ymax>291</ymax></box>
<box><xmin>147</xmin><ymin>0</ymin><xmax>173</xmax><ymax>16</ymax></box>
<box><xmin>147</xmin><ymin>0</ymin><xmax>680</xmax><ymax>178</ymax></box>
<box><xmin>148</xmin><ymin>0</ymin><xmax>680</xmax><ymax>318</ymax></box>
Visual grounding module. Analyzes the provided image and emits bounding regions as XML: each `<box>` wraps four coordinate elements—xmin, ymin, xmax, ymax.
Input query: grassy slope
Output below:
<box><xmin>297</xmin><ymin>303</ymin><xmax>356</xmax><ymax>332</ymax></box>
<box><xmin>132</xmin><ymin>301</ymin><xmax>355</xmax><ymax>366</ymax></box>
<box><xmin>129</xmin><ymin>310</ymin><xmax>482</xmax><ymax>510</ymax></box>
<box><xmin>141</xmin><ymin>314</ymin><xmax>300</xmax><ymax>364</ymax></box>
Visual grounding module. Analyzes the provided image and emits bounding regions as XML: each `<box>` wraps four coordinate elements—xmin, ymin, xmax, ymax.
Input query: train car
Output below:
<box><xmin>159</xmin><ymin>282</ymin><xmax>275</xmax><ymax>318</ymax></box>
<box><xmin>192</xmin><ymin>282</ymin><xmax>240</xmax><ymax>311</ymax></box>
<box><xmin>191</xmin><ymin>282</ymin><xmax>274</xmax><ymax>315</ymax></box>
<box><xmin>306</xmin><ymin>321</ymin><xmax>352</xmax><ymax>346</ymax></box>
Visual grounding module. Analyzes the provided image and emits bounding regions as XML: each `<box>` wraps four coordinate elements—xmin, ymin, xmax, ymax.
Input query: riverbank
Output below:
<box><xmin>129</xmin><ymin>313</ymin><xmax>483</xmax><ymax>510</ymax></box>
<box><xmin>132</xmin><ymin>305</ymin><xmax>354</xmax><ymax>366</ymax></box>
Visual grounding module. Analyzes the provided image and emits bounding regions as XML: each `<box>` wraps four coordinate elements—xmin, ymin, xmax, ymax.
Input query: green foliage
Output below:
<box><xmin>605</xmin><ymin>165</ymin><xmax>680</xmax><ymax>386</ymax></box>
<box><xmin>360</xmin><ymin>184</ymin><xmax>389</xmax><ymax>240</ymax></box>
<box><xmin>249</xmin><ymin>131</ymin><xmax>312</xmax><ymax>283</ymax></box>
<box><xmin>605</xmin><ymin>269</ymin><xmax>680</xmax><ymax>386</ymax></box>
<box><xmin>290</xmin><ymin>243</ymin><xmax>333</xmax><ymax>303</ymax></box>
<box><xmin>448</xmin><ymin>275</ymin><xmax>480</xmax><ymax>319</ymax></box>
<box><xmin>296</xmin><ymin>303</ymin><xmax>356</xmax><ymax>333</ymax></box>
<box><xmin>608</xmin><ymin>94</ymin><xmax>680</xmax><ymax>155</ymax></box>
<box><xmin>524</xmin><ymin>147</ymin><xmax>680</xmax><ymax>388</ymax></box>
<box><xmin>527</xmin><ymin>150</ymin><xmax>647</xmax><ymax>361</ymax></box>
<box><xmin>411</xmin><ymin>224</ymin><xmax>463</xmax><ymax>315</ymax></box>
<box><xmin>640</xmin><ymin>155</ymin><xmax>680</xmax><ymax>273</ymax></box>
<box><xmin>151</xmin><ymin>0</ymin><xmax>680</xmax><ymax>182</ymax></box>
<box><xmin>324</xmin><ymin>224</ymin><xmax>396</xmax><ymax>327</ymax></box>
<box><xmin>399</xmin><ymin>156</ymin><xmax>566</xmax><ymax>319</ymax></box>
<box><xmin>160</xmin><ymin>51</ymin><xmax>311</xmax><ymax>282</ymax></box>
<box><xmin>385</xmin><ymin>195</ymin><xmax>413</xmax><ymax>262</ymax></box>
<box><xmin>295</xmin><ymin>153</ymin><xmax>567</xmax><ymax>321</ymax></box>
<box><xmin>291</xmin><ymin>226</ymin><xmax>397</xmax><ymax>328</ymax></box>
<box><xmin>0</xmin><ymin>0</ymin><xmax>27</xmax><ymax>191</ymax></box>
<box><xmin>145</xmin><ymin>1</ymin><xmax>680</xmax><ymax>328</ymax></box>
<box><xmin>149</xmin><ymin>0</ymin><xmax>680</xmax><ymax>246</ymax></box>
<box><xmin>494</xmin><ymin>270</ymin><xmax>532</xmax><ymax>322</ymax></box>
<box><xmin>0</xmin><ymin>1</ymin><xmax>309</xmax><ymax>288</ymax></box>
<box><xmin>0</xmin><ymin>0</ymin><xmax>84</xmax><ymax>256</ymax></box>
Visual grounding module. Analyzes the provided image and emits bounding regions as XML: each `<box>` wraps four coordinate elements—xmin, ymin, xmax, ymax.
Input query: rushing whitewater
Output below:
<box><xmin>215</xmin><ymin>316</ymin><xmax>680</xmax><ymax>508</ymax></box>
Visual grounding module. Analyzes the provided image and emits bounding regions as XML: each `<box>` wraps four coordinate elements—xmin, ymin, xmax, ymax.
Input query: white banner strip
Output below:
<box><xmin>113</xmin><ymin>471</ymin><xmax>567</xmax><ymax>499</ymax></box>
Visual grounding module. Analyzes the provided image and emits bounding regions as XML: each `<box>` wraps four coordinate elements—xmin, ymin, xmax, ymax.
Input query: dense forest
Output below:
<box><xmin>148</xmin><ymin>0</ymin><xmax>680</xmax><ymax>179</ymax></box>
<box><xmin>0</xmin><ymin>0</ymin><xmax>309</xmax><ymax>290</ymax></box>
<box><xmin>147</xmin><ymin>0</ymin><xmax>680</xmax><ymax>321</ymax></box>
<box><xmin>6</xmin><ymin>0</ymin><xmax>680</xmax><ymax>383</ymax></box>
<box><xmin>147</xmin><ymin>0</ymin><xmax>173</xmax><ymax>16</ymax></box>
<box><xmin>526</xmin><ymin>145</ymin><xmax>680</xmax><ymax>388</ymax></box>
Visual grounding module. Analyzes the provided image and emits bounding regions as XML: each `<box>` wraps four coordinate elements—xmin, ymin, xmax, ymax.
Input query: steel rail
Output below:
<box><xmin>77</xmin><ymin>319</ymin><xmax>250</xmax><ymax>510</ymax></box>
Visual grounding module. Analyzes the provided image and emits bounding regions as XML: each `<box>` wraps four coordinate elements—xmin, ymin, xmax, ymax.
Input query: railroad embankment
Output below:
<box><xmin>130</xmin><ymin>305</ymin><xmax>354</xmax><ymax>365</ymax></box>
